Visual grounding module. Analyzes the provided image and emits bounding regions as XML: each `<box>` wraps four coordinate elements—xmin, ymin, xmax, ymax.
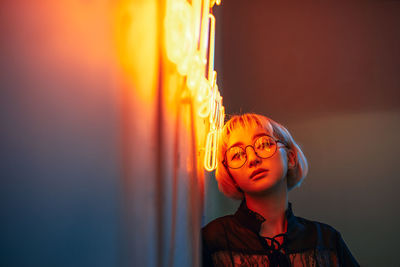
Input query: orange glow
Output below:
<box><xmin>197</xmin><ymin>80</ymin><xmax>211</xmax><ymax>118</ymax></box>
<box><xmin>211</xmin><ymin>0</ymin><xmax>222</xmax><ymax>6</ymax></box>
<box><xmin>219</xmin><ymin>106</ymin><xmax>225</xmax><ymax>129</ymax></box>
<box><xmin>164</xmin><ymin>0</ymin><xmax>224</xmax><ymax>171</ymax></box>
<box><xmin>204</xmin><ymin>130</ymin><xmax>218</xmax><ymax>171</ymax></box>
<box><xmin>164</xmin><ymin>0</ymin><xmax>194</xmax><ymax>75</ymax></box>
<box><xmin>199</xmin><ymin>0</ymin><xmax>210</xmax><ymax>60</ymax></box>
<box><xmin>207</xmin><ymin>14</ymin><xmax>216</xmax><ymax>81</ymax></box>
<box><xmin>114</xmin><ymin>1</ymin><xmax>158</xmax><ymax>103</ymax></box>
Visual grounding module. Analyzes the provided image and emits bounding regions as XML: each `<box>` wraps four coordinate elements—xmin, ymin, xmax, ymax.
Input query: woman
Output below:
<box><xmin>202</xmin><ymin>113</ymin><xmax>359</xmax><ymax>266</ymax></box>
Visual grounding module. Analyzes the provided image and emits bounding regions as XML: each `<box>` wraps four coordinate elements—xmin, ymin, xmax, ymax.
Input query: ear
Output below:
<box><xmin>287</xmin><ymin>149</ymin><xmax>296</xmax><ymax>169</ymax></box>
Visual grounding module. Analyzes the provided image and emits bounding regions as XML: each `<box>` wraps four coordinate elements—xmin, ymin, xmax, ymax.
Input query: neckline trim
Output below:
<box><xmin>233</xmin><ymin>200</ymin><xmax>304</xmax><ymax>241</ymax></box>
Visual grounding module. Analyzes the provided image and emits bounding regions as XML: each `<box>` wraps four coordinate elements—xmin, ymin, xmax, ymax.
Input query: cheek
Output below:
<box><xmin>268</xmin><ymin>151</ymin><xmax>288</xmax><ymax>175</ymax></box>
<box><xmin>229</xmin><ymin>169</ymin><xmax>243</xmax><ymax>181</ymax></box>
<box><xmin>228</xmin><ymin>168</ymin><xmax>248</xmax><ymax>187</ymax></box>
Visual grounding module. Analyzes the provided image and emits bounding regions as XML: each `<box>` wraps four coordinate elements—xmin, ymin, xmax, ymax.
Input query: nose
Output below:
<box><xmin>245</xmin><ymin>146</ymin><xmax>261</xmax><ymax>167</ymax></box>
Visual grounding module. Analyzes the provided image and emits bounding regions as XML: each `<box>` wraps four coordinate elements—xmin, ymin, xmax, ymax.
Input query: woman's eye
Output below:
<box><xmin>230</xmin><ymin>149</ymin><xmax>245</xmax><ymax>161</ymax></box>
<box><xmin>232</xmin><ymin>152</ymin><xmax>242</xmax><ymax>160</ymax></box>
<box><xmin>257</xmin><ymin>141</ymin><xmax>272</xmax><ymax>149</ymax></box>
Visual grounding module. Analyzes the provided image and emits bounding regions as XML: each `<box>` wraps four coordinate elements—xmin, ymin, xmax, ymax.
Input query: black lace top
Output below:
<box><xmin>202</xmin><ymin>201</ymin><xmax>359</xmax><ymax>267</ymax></box>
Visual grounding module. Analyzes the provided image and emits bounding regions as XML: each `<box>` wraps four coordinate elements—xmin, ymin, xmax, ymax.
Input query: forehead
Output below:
<box><xmin>227</xmin><ymin>125</ymin><xmax>272</xmax><ymax>147</ymax></box>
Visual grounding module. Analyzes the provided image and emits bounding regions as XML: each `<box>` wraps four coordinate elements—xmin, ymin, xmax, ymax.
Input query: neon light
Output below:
<box><xmin>209</xmin><ymin>74</ymin><xmax>219</xmax><ymax>125</ymax></box>
<box><xmin>208</xmin><ymin>14</ymin><xmax>215</xmax><ymax>81</ymax></box>
<box><xmin>219</xmin><ymin>106</ymin><xmax>225</xmax><ymax>129</ymax></box>
<box><xmin>204</xmin><ymin>130</ymin><xmax>218</xmax><ymax>171</ymax></box>
<box><xmin>187</xmin><ymin>51</ymin><xmax>206</xmax><ymax>91</ymax></box>
<box><xmin>198</xmin><ymin>99</ymin><xmax>211</xmax><ymax>118</ymax></box>
<box><xmin>199</xmin><ymin>0</ymin><xmax>210</xmax><ymax>60</ymax></box>
<box><xmin>197</xmin><ymin>71</ymin><xmax>215</xmax><ymax>118</ymax></box>
<box><xmin>164</xmin><ymin>0</ymin><xmax>224</xmax><ymax>172</ymax></box>
<box><xmin>164</xmin><ymin>0</ymin><xmax>194</xmax><ymax>75</ymax></box>
<box><xmin>197</xmin><ymin>79</ymin><xmax>211</xmax><ymax>118</ymax></box>
<box><xmin>192</xmin><ymin>0</ymin><xmax>201</xmax><ymax>50</ymax></box>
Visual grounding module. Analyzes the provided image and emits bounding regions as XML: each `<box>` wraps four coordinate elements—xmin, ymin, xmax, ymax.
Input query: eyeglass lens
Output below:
<box><xmin>226</xmin><ymin>136</ymin><xmax>277</xmax><ymax>169</ymax></box>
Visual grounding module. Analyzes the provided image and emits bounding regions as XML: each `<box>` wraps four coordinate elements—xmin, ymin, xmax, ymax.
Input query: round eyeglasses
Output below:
<box><xmin>223</xmin><ymin>135</ymin><xmax>285</xmax><ymax>169</ymax></box>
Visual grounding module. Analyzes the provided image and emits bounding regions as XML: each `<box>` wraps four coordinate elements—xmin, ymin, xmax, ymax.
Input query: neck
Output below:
<box><xmin>244</xmin><ymin>179</ymin><xmax>288</xmax><ymax>237</ymax></box>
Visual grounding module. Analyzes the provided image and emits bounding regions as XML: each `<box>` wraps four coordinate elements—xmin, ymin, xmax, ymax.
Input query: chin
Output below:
<box><xmin>247</xmin><ymin>177</ymin><xmax>286</xmax><ymax>194</ymax></box>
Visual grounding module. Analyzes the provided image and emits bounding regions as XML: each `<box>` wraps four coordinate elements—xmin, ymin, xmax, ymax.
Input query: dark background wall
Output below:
<box><xmin>204</xmin><ymin>1</ymin><xmax>400</xmax><ymax>266</ymax></box>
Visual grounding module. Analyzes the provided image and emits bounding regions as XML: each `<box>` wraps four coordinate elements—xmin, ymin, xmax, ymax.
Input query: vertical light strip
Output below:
<box><xmin>199</xmin><ymin>0</ymin><xmax>210</xmax><ymax>60</ymax></box>
<box><xmin>204</xmin><ymin>129</ymin><xmax>218</xmax><ymax>171</ymax></box>
<box><xmin>164</xmin><ymin>0</ymin><xmax>224</xmax><ymax>172</ymax></box>
<box><xmin>207</xmin><ymin>14</ymin><xmax>215</xmax><ymax>82</ymax></box>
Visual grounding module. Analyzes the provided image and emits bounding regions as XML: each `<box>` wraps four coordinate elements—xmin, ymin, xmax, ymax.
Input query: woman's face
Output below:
<box><xmin>226</xmin><ymin>125</ymin><xmax>293</xmax><ymax>196</ymax></box>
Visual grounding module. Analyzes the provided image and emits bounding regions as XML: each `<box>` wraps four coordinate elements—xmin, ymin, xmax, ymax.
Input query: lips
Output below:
<box><xmin>250</xmin><ymin>168</ymin><xmax>269</xmax><ymax>180</ymax></box>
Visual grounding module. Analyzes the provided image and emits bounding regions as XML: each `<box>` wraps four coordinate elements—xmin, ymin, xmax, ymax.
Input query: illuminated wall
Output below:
<box><xmin>1</xmin><ymin>0</ymin><xmax>223</xmax><ymax>266</ymax></box>
<box><xmin>117</xmin><ymin>0</ymin><xmax>224</xmax><ymax>266</ymax></box>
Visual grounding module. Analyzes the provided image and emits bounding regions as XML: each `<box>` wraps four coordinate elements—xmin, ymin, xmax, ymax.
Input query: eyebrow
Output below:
<box><xmin>228</xmin><ymin>132</ymin><xmax>269</xmax><ymax>149</ymax></box>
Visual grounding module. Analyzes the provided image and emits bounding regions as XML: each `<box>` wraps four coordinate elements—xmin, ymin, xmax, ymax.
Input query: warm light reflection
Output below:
<box><xmin>114</xmin><ymin>1</ymin><xmax>158</xmax><ymax>104</ymax></box>
<box><xmin>165</xmin><ymin>0</ymin><xmax>224</xmax><ymax>171</ymax></box>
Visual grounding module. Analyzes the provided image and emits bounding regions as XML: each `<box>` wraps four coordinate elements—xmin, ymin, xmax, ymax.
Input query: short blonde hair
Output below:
<box><xmin>215</xmin><ymin>113</ymin><xmax>308</xmax><ymax>200</ymax></box>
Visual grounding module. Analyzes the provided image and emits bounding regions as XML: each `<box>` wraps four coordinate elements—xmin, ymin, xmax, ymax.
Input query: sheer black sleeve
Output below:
<box><xmin>336</xmin><ymin>232</ymin><xmax>360</xmax><ymax>267</ymax></box>
<box><xmin>202</xmin><ymin>235</ymin><xmax>214</xmax><ymax>267</ymax></box>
